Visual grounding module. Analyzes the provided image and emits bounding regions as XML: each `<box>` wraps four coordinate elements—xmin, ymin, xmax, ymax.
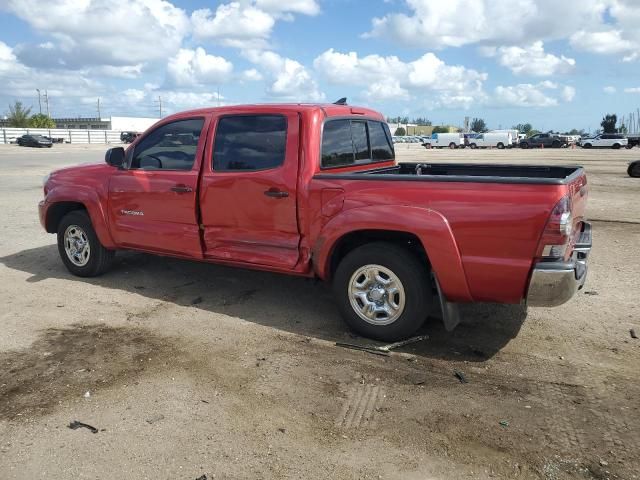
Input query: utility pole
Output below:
<box><xmin>44</xmin><ymin>90</ymin><xmax>50</xmax><ymax>118</ymax></box>
<box><xmin>155</xmin><ymin>96</ymin><xmax>163</xmax><ymax>118</ymax></box>
<box><xmin>97</xmin><ymin>98</ymin><xmax>101</xmax><ymax>119</ymax></box>
<box><xmin>36</xmin><ymin>89</ymin><xmax>42</xmax><ymax>114</ymax></box>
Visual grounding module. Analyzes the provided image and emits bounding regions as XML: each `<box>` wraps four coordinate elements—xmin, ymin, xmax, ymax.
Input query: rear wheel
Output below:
<box><xmin>57</xmin><ymin>210</ymin><xmax>115</xmax><ymax>277</ymax></box>
<box><xmin>520</xmin><ymin>142</ymin><xmax>529</xmax><ymax>149</ymax></box>
<box><xmin>583</xmin><ymin>143</ymin><xmax>592</xmax><ymax>149</ymax></box>
<box><xmin>628</xmin><ymin>161</ymin><xmax>640</xmax><ymax>178</ymax></box>
<box><xmin>612</xmin><ymin>143</ymin><xmax>621</xmax><ymax>149</ymax></box>
<box><xmin>333</xmin><ymin>242</ymin><xmax>433</xmax><ymax>341</ymax></box>
<box><xmin>470</xmin><ymin>143</ymin><xmax>477</xmax><ymax>149</ymax></box>
<box><xmin>497</xmin><ymin>142</ymin><xmax>505</xmax><ymax>149</ymax></box>
<box><xmin>448</xmin><ymin>142</ymin><xmax>456</xmax><ymax>149</ymax></box>
<box><xmin>552</xmin><ymin>140</ymin><xmax>561</xmax><ymax>148</ymax></box>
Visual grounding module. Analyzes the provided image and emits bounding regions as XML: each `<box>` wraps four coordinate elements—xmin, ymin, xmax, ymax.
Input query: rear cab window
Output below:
<box><xmin>321</xmin><ymin>118</ymin><xmax>394</xmax><ymax>169</ymax></box>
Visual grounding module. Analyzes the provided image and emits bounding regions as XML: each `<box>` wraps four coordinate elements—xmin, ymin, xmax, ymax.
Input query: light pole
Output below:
<box><xmin>36</xmin><ymin>89</ymin><xmax>42</xmax><ymax>114</ymax></box>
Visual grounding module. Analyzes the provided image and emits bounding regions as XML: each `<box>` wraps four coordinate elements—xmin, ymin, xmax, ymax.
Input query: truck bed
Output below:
<box><xmin>317</xmin><ymin>163</ymin><xmax>584</xmax><ymax>185</ymax></box>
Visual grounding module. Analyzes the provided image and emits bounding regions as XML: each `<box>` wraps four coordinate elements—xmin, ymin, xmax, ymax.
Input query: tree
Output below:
<box><xmin>7</xmin><ymin>101</ymin><xmax>32</xmax><ymax>127</ymax></box>
<box><xmin>527</xmin><ymin>129</ymin><xmax>541</xmax><ymax>137</ymax></box>
<box><xmin>601</xmin><ymin>114</ymin><xmax>617</xmax><ymax>133</ymax></box>
<box><xmin>432</xmin><ymin>126</ymin><xmax>449</xmax><ymax>134</ymax></box>
<box><xmin>29</xmin><ymin>113</ymin><xmax>56</xmax><ymax>128</ymax></box>
<box><xmin>414</xmin><ymin>117</ymin><xmax>432</xmax><ymax>126</ymax></box>
<box><xmin>513</xmin><ymin>123</ymin><xmax>533</xmax><ymax>135</ymax></box>
<box><xmin>394</xmin><ymin>127</ymin><xmax>406</xmax><ymax>136</ymax></box>
<box><xmin>470</xmin><ymin>118</ymin><xmax>488</xmax><ymax>133</ymax></box>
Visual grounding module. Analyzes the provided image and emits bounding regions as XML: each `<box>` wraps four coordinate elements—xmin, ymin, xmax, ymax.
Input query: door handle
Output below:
<box><xmin>264</xmin><ymin>188</ymin><xmax>289</xmax><ymax>198</ymax></box>
<box><xmin>171</xmin><ymin>184</ymin><xmax>193</xmax><ymax>193</ymax></box>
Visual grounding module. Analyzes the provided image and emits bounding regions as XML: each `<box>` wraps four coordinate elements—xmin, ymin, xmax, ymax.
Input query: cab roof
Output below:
<box><xmin>166</xmin><ymin>103</ymin><xmax>385</xmax><ymax>120</ymax></box>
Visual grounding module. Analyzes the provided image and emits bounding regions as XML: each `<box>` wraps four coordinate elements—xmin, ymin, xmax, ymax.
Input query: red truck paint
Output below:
<box><xmin>40</xmin><ymin>103</ymin><xmax>591</xmax><ymax>339</ymax></box>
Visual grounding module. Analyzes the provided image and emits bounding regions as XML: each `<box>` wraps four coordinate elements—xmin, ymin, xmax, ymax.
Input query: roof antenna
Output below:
<box><xmin>333</xmin><ymin>97</ymin><xmax>347</xmax><ymax>105</ymax></box>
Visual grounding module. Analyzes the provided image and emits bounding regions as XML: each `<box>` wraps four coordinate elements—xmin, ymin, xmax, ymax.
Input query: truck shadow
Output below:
<box><xmin>0</xmin><ymin>245</ymin><xmax>527</xmax><ymax>362</ymax></box>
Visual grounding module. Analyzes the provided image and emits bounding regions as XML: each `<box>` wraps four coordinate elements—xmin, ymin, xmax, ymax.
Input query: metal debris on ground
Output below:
<box><xmin>335</xmin><ymin>335</ymin><xmax>429</xmax><ymax>357</ymax></box>
<box><xmin>631</xmin><ymin>329</ymin><xmax>638</xmax><ymax>339</ymax></box>
<box><xmin>68</xmin><ymin>420</ymin><xmax>99</xmax><ymax>434</ymax></box>
<box><xmin>195</xmin><ymin>475</ymin><xmax>208</xmax><ymax>480</ymax></box>
<box><xmin>454</xmin><ymin>370</ymin><xmax>468</xmax><ymax>384</ymax></box>
<box><xmin>499</xmin><ymin>420</ymin><xmax>509</xmax><ymax>428</ymax></box>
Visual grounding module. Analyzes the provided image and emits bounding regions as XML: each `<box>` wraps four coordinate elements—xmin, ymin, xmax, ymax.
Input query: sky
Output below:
<box><xmin>0</xmin><ymin>0</ymin><xmax>639</xmax><ymax>132</ymax></box>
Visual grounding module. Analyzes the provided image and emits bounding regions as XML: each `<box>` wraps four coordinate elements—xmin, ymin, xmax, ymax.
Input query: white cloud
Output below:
<box><xmin>253</xmin><ymin>0</ymin><xmax>320</xmax><ymax>16</ymax></box>
<box><xmin>484</xmin><ymin>42</ymin><xmax>575</xmax><ymax>76</ymax></box>
<box><xmin>367</xmin><ymin>0</ymin><xmax>638</xmax><ymax>62</ymax></box>
<box><xmin>242</xmin><ymin>68</ymin><xmax>263</xmax><ymax>81</ymax></box>
<box><xmin>624</xmin><ymin>87</ymin><xmax>640</xmax><ymax>93</ymax></box>
<box><xmin>493</xmin><ymin>81</ymin><xmax>575</xmax><ymax>107</ymax></box>
<box><xmin>191</xmin><ymin>1</ymin><xmax>319</xmax><ymax>49</ymax></box>
<box><xmin>603</xmin><ymin>86</ymin><xmax>617</xmax><ymax>94</ymax></box>
<box><xmin>166</xmin><ymin>48</ymin><xmax>233</xmax><ymax>87</ymax></box>
<box><xmin>313</xmin><ymin>49</ymin><xmax>486</xmax><ymax>107</ymax></box>
<box><xmin>191</xmin><ymin>3</ymin><xmax>275</xmax><ymax>49</ymax></box>
<box><xmin>4</xmin><ymin>0</ymin><xmax>190</xmax><ymax>70</ymax></box>
<box><xmin>244</xmin><ymin>50</ymin><xmax>324</xmax><ymax>101</ymax></box>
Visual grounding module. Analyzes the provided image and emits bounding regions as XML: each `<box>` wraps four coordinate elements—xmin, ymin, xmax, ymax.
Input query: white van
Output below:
<box><xmin>423</xmin><ymin>133</ymin><xmax>464</xmax><ymax>149</ymax></box>
<box><xmin>488</xmin><ymin>129</ymin><xmax>520</xmax><ymax>146</ymax></box>
<box><xmin>468</xmin><ymin>132</ymin><xmax>512</xmax><ymax>149</ymax></box>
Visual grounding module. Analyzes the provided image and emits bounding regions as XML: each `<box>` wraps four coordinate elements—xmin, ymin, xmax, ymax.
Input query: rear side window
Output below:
<box><xmin>131</xmin><ymin>118</ymin><xmax>204</xmax><ymax>170</ymax></box>
<box><xmin>213</xmin><ymin>115</ymin><xmax>287</xmax><ymax>171</ymax></box>
<box><xmin>368</xmin><ymin>121</ymin><xmax>393</xmax><ymax>160</ymax></box>
<box><xmin>321</xmin><ymin>119</ymin><xmax>394</xmax><ymax>168</ymax></box>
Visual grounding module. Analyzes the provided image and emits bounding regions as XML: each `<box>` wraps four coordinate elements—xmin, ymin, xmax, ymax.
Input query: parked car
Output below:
<box><xmin>16</xmin><ymin>134</ymin><xmax>53</xmax><ymax>148</ymax></box>
<box><xmin>580</xmin><ymin>134</ymin><xmax>628</xmax><ymax>149</ymax></box>
<box><xmin>468</xmin><ymin>132</ymin><xmax>512</xmax><ymax>149</ymax></box>
<box><xmin>120</xmin><ymin>131</ymin><xmax>140</xmax><ymax>144</ymax></box>
<box><xmin>628</xmin><ymin>160</ymin><xmax>640</xmax><ymax>177</ymax></box>
<box><xmin>39</xmin><ymin>102</ymin><xmax>591</xmax><ymax>341</ymax></box>
<box><xmin>520</xmin><ymin>133</ymin><xmax>564</xmax><ymax>149</ymax></box>
<box><xmin>626</xmin><ymin>135</ymin><xmax>639</xmax><ymax>149</ymax></box>
<box><xmin>423</xmin><ymin>133</ymin><xmax>464</xmax><ymax>149</ymax></box>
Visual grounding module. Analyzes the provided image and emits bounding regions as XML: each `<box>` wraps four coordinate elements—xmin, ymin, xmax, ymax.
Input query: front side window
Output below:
<box><xmin>131</xmin><ymin>118</ymin><xmax>204</xmax><ymax>170</ymax></box>
<box><xmin>213</xmin><ymin>115</ymin><xmax>287</xmax><ymax>171</ymax></box>
<box><xmin>321</xmin><ymin>119</ymin><xmax>394</xmax><ymax>168</ymax></box>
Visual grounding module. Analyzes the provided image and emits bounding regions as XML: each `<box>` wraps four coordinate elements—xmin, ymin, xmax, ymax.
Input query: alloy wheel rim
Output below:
<box><xmin>348</xmin><ymin>264</ymin><xmax>406</xmax><ymax>326</ymax></box>
<box><xmin>64</xmin><ymin>225</ymin><xmax>91</xmax><ymax>267</ymax></box>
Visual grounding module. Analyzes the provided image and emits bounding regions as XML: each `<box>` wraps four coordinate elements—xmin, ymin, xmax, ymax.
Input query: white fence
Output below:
<box><xmin>0</xmin><ymin>128</ymin><xmax>125</xmax><ymax>145</ymax></box>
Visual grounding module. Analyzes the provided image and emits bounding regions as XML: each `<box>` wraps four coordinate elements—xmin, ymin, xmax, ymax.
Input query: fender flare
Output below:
<box><xmin>313</xmin><ymin>205</ymin><xmax>473</xmax><ymax>302</ymax></box>
<box><xmin>45</xmin><ymin>186</ymin><xmax>116</xmax><ymax>249</ymax></box>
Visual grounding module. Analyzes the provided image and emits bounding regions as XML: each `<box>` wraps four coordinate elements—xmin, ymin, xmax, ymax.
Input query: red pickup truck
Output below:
<box><xmin>39</xmin><ymin>102</ymin><xmax>592</xmax><ymax>341</ymax></box>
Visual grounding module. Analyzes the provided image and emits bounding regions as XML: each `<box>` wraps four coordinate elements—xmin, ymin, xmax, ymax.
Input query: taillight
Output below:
<box><xmin>536</xmin><ymin>195</ymin><xmax>573</xmax><ymax>260</ymax></box>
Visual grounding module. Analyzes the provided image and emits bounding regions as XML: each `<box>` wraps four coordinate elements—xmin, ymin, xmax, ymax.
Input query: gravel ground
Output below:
<box><xmin>0</xmin><ymin>143</ymin><xmax>638</xmax><ymax>480</ymax></box>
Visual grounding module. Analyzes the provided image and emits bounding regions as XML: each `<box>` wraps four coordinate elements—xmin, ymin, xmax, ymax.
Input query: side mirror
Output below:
<box><xmin>105</xmin><ymin>147</ymin><xmax>125</xmax><ymax>168</ymax></box>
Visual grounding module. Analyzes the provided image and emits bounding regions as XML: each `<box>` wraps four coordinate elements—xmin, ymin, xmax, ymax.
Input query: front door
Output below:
<box><xmin>108</xmin><ymin>116</ymin><xmax>209</xmax><ymax>258</ymax></box>
<box><xmin>199</xmin><ymin>112</ymin><xmax>301</xmax><ymax>270</ymax></box>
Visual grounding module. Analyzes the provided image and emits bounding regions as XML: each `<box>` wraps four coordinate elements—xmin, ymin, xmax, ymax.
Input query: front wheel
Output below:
<box><xmin>57</xmin><ymin>210</ymin><xmax>115</xmax><ymax>277</ymax></box>
<box><xmin>583</xmin><ymin>143</ymin><xmax>592</xmax><ymax>149</ymax></box>
<box><xmin>497</xmin><ymin>142</ymin><xmax>504</xmax><ymax>149</ymax></box>
<box><xmin>520</xmin><ymin>142</ymin><xmax>529</xmax><ymax>149</ymax></box>
<box><xmin>333</xmin><ymin>242</ymin><xmax>433</xmax><ymax>341</ymax></box>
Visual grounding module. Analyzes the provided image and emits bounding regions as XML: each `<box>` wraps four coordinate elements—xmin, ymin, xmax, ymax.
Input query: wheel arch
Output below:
<box><xmin>313</xmin><ymin>205</ymin><xmax>474</xmax><ymax>302</ymax></box>
<box><xmin>45</xmin><ymin>186</ymin><xmax>116</xmax><ymax>248</ymax></box>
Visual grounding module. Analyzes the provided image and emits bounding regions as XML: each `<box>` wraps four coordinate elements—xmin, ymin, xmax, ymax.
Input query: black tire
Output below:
<box><xmin>333</xmin><ymin>242</ymin><xmax>433</xmax><ymax>342</ymax></box>
<box><xmin>497</xmin><ymin>142</ymin><xmax>504</xmax><ymax>149</ymax></box>
<box><xmin>57</xmin><ymin>210</ymin><xmax>115</xmax><ymax>277</ymax></box>
<box><xmin>552</xmin><ymin>140</ymin><xmax>561</xmax><ymax>148</ymax></box>
<box><xmin>612</xmin><ymin>143</ymin><xmax>621</xmax><ymax>150</ymax></box>
<box><xmin>583</xmin><ymin>143</ymin><xmax>592</xmax><ymax>149</ymax></box>
<box><xmin>448</xmin><ymin>142</ymin><xmax>456</xmax><ymax>149</ymax></box>
<box><xmin>628</xmin><ymin>161</ymin><xmax>640</xmax><ymax>178</ymax></box>
<box><xmin>470</xmin><ymin>143</ymin><xmax>477</xmax><ymax>149</ymax></box>
<box><xmin>520</xmin><ymin>142</ymin><xmax>529</xmax><ymax>149</ymax></box>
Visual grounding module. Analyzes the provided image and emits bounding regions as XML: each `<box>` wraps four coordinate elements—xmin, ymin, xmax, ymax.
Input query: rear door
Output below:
<box><xmin>199</xmin><ymin>112</ymin><xmax>301</xmax><ymax>269</ymax></box>
<box><xmin>108</xmin><ymin>116</ymin><xmax>209</xmax><ymax>257</ymax></box>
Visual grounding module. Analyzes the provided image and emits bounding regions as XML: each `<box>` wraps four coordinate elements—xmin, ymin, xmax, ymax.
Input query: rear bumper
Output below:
<box><xmin>526</xmin><ymin>222</ymin><xmax>592</xmax><ymax>307</ymax></box>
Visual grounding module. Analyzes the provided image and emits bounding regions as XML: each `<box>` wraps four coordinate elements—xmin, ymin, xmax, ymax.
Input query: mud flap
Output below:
<box><xmin>433</xmin><ymin>274</ymin><xmax>461</xmax><ymax>332</ymax></box>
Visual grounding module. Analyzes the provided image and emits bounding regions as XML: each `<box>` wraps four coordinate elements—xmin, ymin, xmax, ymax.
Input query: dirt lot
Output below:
<box><xmin>0</xmin><ymin>144</ymin><xmax>638</xmax><ymax>480</ymax></box>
